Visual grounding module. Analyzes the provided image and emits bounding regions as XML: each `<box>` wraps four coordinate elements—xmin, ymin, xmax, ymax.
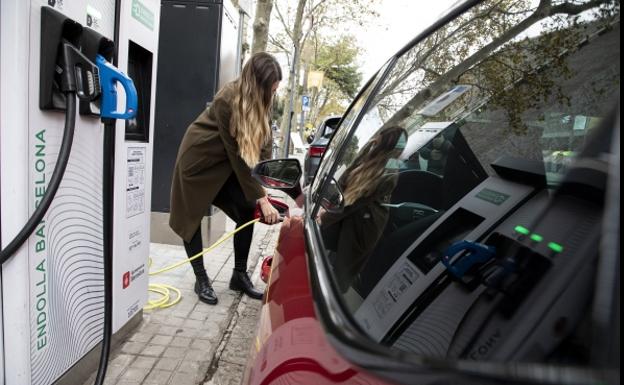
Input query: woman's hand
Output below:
<box><xmin>258</xmin><ymin>196</ymin><xmax>280</xmax><ymax>224</ymax></box>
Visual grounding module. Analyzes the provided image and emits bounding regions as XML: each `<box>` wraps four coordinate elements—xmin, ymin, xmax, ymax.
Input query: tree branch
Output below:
<box><xmin>274</xmin><ymin>1</ymin><xmax>294</xmax><ymax>41</ymax></box>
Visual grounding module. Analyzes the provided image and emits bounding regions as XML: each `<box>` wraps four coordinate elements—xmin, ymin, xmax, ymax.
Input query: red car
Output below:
<box><xmin>245</xmin><ymin>0</ymin><xmax>621</xmax><ymax>384</ymax></box>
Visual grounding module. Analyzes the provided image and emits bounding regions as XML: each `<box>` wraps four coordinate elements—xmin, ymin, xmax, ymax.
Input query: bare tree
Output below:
<box><xmin>270</xmin><ymin>0</ymin><xmax>380</xmax><ymax>148</ymax></box>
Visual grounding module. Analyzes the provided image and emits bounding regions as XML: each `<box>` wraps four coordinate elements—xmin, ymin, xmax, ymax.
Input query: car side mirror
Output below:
<box><xmin>320</xmin><ymin>178</ymin><xmax>344</xmax><ymax>213</ymax></box>
<box><xmin>252</xmin><ymin>159</ymin><xmax>302</xmax><ymax>189</ymax></box>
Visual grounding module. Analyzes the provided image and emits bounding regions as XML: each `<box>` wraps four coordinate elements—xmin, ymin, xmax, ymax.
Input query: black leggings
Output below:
<box><xmin>184</xmin><ymin>173</ymin><xmax>256</xmax><ymax>278</ymax></box>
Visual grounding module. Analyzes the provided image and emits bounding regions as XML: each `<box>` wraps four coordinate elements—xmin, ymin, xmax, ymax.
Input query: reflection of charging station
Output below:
<box><xmin>0</xmin><ymin>1</ymin><xmax>159</xmax><ymax>384</ymax></box>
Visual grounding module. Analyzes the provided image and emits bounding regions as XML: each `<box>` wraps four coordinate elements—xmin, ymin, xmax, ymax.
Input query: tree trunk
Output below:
<box><xmin>251</xmin><ymin>0</ymin><xmax>274</xmax><ymax>54</ymax></box>
<box><xmin>279</xmin><ymin>0</ymin><xmax>307</xmax><ymax>155</ymax></box>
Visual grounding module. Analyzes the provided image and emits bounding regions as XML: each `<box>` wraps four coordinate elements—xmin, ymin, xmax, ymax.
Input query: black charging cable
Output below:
<box><xmin>93</xmin><ymin>117</ymin><xmax>115</xmax><ymax>385</ymax></box>
<box><xmin>0</xmin><ymin>94</ymin><xmax>76</xmax><ymax>263</ymax></box>
<box><xmin>93</xmin><ymin>1</ymin><xmax>120</xmax><ymax>380</ymax></box>
<box><xmin>0</xmin><ymin>42</ymin><xmax>100</xmax><ymax>263</ymax></box>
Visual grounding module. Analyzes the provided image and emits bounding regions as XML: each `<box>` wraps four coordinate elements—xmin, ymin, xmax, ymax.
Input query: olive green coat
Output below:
<box><xmin>169</xmin><ymin>83</ymin><xmax>272</xmax><ymax>243</ymax></box>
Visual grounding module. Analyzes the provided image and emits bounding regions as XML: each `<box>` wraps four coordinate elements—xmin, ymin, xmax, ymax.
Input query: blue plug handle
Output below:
<box><xmin>96</xmin><ymin>55</ymin><xmax>138</xmax><ymax>120</ymax></box>
<box><xmin>441</xmin><ymin>240</ymin><xmax>497</xmax><ymax>279</ymax></box>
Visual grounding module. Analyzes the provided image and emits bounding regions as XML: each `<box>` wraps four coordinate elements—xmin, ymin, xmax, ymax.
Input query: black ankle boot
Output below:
<box><xmin>229</xmin><ymin>270</ymin><xmax>263</xmax><ymax>300</ymax></box>
<box><xmin>194</xmin><ymin>275</ymin><xmax>218</xmax><ymax>305</ymax></box>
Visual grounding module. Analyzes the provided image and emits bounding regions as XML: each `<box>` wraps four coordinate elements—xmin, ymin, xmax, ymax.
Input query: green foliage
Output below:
<box><xmin>313</xmin><ymin>35</ymin><xmax>363</xmax><ymax>98</ymax></box>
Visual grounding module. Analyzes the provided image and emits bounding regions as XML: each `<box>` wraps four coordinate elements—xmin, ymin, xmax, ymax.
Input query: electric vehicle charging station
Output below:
<box><xmin>0</xmin><ymin>0</ymin><xmax>159</xmax><ymax>383</ymax></box>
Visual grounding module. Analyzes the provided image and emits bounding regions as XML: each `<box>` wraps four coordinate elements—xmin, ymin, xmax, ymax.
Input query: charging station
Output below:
<box><xmin>0</xmin><ymin>0</ymin><xmax>159</xmax><ymax>383</ymax></box>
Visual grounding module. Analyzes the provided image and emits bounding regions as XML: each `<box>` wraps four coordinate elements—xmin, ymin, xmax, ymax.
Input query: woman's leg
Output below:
<box><xmin>184</xmin><ymin>227</ymin><xmax>218</xmax><ymax>305</ymax></box>
<box><xmin>213</xmin><ymin>174</ymin><xmax>263</xmax><ymax>299</ymax></box>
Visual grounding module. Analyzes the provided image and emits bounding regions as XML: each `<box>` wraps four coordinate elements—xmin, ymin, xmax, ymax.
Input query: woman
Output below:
<box><xmin>169</xmin><ymin>52</ymin><xmax>282</xmax><ymax>305</ymax></box>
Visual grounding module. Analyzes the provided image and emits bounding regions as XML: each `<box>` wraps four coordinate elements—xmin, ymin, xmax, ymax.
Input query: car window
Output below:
<box><xmin>313</xmin><ymin>0</ymin><xmax>619</xmax><ymax>366</ymax></box>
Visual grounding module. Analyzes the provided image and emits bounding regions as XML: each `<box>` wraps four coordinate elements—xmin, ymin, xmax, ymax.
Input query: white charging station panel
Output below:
<box><xmin>112</xmin><ymin>0</ymin><xmax>159</xmax><ymax>333</ymax></box>
<box><xmin>0</xmin><ymin>0</ymin><xmax>158</xmax><ymax>383</ymax></box>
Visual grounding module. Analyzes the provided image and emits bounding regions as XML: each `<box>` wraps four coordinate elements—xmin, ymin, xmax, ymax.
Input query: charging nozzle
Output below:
<box><xmin>59</xmin><ymin>43</ymin><xmax>101</xmax><ymax>100</ymax></box>
<box><xmin>96</xmin><ymin>55</ymin><xmax>138</xmax><ymax>120</ymax></box>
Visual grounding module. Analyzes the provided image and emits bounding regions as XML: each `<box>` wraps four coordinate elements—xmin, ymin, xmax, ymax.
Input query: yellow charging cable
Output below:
<box><xmin>145</xmin><ymin>218</ymin><xmax>261</xmax><ymax>310</ymax></box>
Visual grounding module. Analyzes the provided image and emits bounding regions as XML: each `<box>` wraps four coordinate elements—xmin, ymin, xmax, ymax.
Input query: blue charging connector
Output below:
<box><xmin>441</xmin><ymin>240</ymin><xmax>497</xmax><ymax>280</ymax></box>
<box><xmin>96</xmin><ymin>54</ymin><xmax>138</xmax><ymax>119</ymax></box>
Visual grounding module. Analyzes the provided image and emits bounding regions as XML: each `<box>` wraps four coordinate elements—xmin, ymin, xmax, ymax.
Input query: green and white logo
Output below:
<box><xmin>131</xmin><ymin>0</ymin><xmax>154</xmax><ymax>31</ymax></box>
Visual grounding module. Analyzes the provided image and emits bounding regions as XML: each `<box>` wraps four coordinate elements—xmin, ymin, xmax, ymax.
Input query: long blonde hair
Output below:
<box><xmin>230</xmin><ymin>52</ymin><xmax>282</xmax><ymax>167</ymax></box>
<box><xmin>342</xmin><ymin>126</ymin><xmax>407</xmax><ymax>205</ymax></box>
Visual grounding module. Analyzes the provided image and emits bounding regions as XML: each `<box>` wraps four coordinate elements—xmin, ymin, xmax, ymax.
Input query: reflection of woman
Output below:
<box><xmin>320</xmin><ymin>126</ymin><xmax>407</xmax><ymax>293</ymax></box>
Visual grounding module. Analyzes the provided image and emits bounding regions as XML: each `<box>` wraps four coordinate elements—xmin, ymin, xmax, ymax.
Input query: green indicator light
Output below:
<box><xmin>548</xmin><ymin>242</ymin><xmax>564</xmax><ymax>253</ymax></box>
<box><xmin>530</xmin><ymin>234</ymin><xmax>544</xmax><ymax>242</ymax></box>
<box><xmin>514</xmin><ymin>225</ymin><xmax>530</xmax><ymax>235</ymax></box>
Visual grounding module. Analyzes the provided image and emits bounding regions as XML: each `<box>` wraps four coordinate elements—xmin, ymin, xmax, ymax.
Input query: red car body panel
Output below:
<box><xmin>244</xmin><ymin>216</ymin><xmax>396</xmax><ymax>385</ymax></box>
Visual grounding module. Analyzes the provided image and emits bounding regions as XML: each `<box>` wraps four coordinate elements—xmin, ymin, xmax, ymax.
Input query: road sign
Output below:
<box><xmin>302</xmin><ymin>95</ymin><xmax>310</xmax><ymax>112</ymax></box>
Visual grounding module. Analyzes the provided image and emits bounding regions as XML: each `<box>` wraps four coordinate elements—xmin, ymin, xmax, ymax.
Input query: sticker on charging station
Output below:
<box><xmin>86</xmin><ymin>5</ymin><xmax>103</xmax><ymax>30</ymax></box>
<box><xmin>128</xmin><ymin>227</ymin><xmax>143</xmax><ymax>252</ymax></box>
<box><xmin>48</xmin><ymin>0</ymin><xmax>65</xmax><ymax>10</ymax></box>
<box><xmin>373</xmin><ymin>262</ymin><xmax>420</xmax><ymax>318</ymax></box>
<box><xmin>132</xmin><ymin>0</ymin><xmax>155</xmax><ymax>31</ymax></box>
<box><xmin>126</xmin><ymin>147</ymin><xmax>146</xmax><ymax>218</ymax></box>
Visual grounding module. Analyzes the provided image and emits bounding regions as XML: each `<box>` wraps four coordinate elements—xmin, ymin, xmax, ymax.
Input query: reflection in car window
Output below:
<box><xmin>311</xmin><ymin>62</ymin><xmax>393</xmax><ymax>200</ymax></box>
<box><xmin>313</xmin><ymin>0</ymin><xmax>619</xmax><ymax>366</ymax></box>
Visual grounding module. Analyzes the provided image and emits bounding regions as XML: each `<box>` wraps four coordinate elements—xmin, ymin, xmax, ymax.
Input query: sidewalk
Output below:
<box><xmin>82</xmin><ymin>218</ymin><xmax>281</xmax><ymax>385</ymax></box>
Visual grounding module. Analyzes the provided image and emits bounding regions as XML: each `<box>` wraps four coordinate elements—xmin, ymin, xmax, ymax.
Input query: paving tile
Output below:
<box><xmin>170</xmin><ymin>336</ymin><xmax>192</xmax><ymax>348</ymax></box>
<box><xmin>116</xmin><ymin>381</ymin><xmax>141</xmax><ymax>385</ymax></box>
<box><xmin>150</xmin><ymin>335</ymin><xmax>173</xmax><ymax>346</ymax></box>
<box><xmin>143</xmin><ymin>369</ymin><xmax>173</xmax><ymax>385</ymax></box>
<box><xmin>169</xmin><ymin>371</ymin><xmax>199</xmax><ymax>385</ymax></box>
<box><xmin>182</xmin><ymin>318</ymin><xmax>204</xmax><ymax>330</ymax></box>
<box><xmin>127</xmin><ymin>332</ymin><xmax>153</xmax><ymax>343</ymax></box>
<box><xmin>118</xmin><ymin>367</ymin><xmax>150</xmax><ymax>382</ymax></box>
<box><xmin>103</xmin><ymin>364</ymin><xmax>125</xmax><ymax>382</ymax></box>
<box><xmin>155</xmin><ymin>357</ymin><xmax>181</xmax><ymax>371</ymax></box>
<box><xmin>175</xmin><ymin>328</ymin><xmax>201</xmax><ymax>338</ymax></box>
<box><xmin>187</xmin><ymin>310</ymin><xmax>208</xmax><ymax>321</ymax></box>
<box><xmin>162</xmin><ymin>346</ymin><xmax>187</xmax><ymax>358</ymax></box>
<box><xmin>164</xmin><ymin>316</ymin><xmax>186</xmax><ymax>326</ymax></box>
<box><xmin>184</xmin><ymin>348</ymin><xmax>210</xmax><ymax>362</ymax></box>
<box><xmin>157</xmin><ymin>325</ymin><xmax>181</xmax><ymax>336</ymax></box>
<box><xmin>177</xmin><ymin>359</ymin><xmax>201</xmax><ymax>374</ymax></box>
<box><xmin>190</xmin><ymin>338</ymin><xmax>212</xmax><ymax>351</ymax></box>
<box><xmin>130</xmin><ymin>356</ymin><xmax>157</xmax><ymax>369</ymax></box>
<box><xmin>120</xmin><ymin>342</ymin><xmax>146</xmax><ymax>355</ymax></box>
<box><xmin>138</xmin><ymin>322</ymin><xmax>161</xmax><ymax>334</ymax></box>
<box><xmin>109</xmin><ymin>353</ymin><xmax>135</xmax><ymax>368</ymax></box>
<box><xmin>142</xmin><ymin>344</ymin><xmax>167</xmax><ymax>357</ymax></box>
